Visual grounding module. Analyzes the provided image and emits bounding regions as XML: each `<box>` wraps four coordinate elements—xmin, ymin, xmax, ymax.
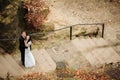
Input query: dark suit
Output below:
<box><xmin>19</xmin><ymin>36</ymin><xmax>25</xmax><ymax>66</ymax></box>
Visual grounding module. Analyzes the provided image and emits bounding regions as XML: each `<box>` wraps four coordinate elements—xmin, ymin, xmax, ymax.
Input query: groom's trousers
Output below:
<box><xmin>20</xmin><ymin>48</ymin><xmax>25</xmax><ymax>66</ymax></box>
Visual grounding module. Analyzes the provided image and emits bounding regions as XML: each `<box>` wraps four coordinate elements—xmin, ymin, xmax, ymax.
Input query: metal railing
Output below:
<box><xmin>0</xmin><ymin>23</ymin><xmax>105</xmax><ymax>41</ymax></box>
<box><xmin>69</xmin><ymin>23</ymin><xmax>105</xmax><ymax>40</ymax></box>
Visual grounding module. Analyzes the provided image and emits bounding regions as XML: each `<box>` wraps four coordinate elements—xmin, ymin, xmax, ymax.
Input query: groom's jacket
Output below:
<box><xmin>19</xmin><ymin>36</ymin><xmax>26</xmax><ymax>49</ymax></box>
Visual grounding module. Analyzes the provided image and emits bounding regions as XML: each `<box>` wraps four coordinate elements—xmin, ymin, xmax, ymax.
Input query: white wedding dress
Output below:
<box><xmin>25</xmin><ymin>41</ymin><xmax>35</xmax><ymax>67</ymax></box>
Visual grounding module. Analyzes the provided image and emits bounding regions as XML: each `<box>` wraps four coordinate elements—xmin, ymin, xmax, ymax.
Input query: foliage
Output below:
<box><xmin>0</xmin><ymin>0</ymin><xmax>50</xmax><ymax>53</ymax></box>
<box><xmin>16</xmin><ymin>67</ymin><xmax>111</xmax><ymax>80</ymax></box>
<box><xmin>6</xmin><ymin>62</ymin><xmax>120</xmax><ymax>80</ymax></box>
<box><xmin>74</xmin><ymin>69</ymin><xmax>110</xmax><ymax>80</ymax></box>
<box><xmin>15</xmin><ymin>70</ymin><xmax>110</xmax><ymax>80</ymax></box>
<box><xmin>22</xmin><ymin>0</ymin><xmax>50</xmax><ymax>29</ymax></box>
<box><xmin>0</xmin><ymin>0</ymin><xmax>22</xmax><ymax>53</ymax></box>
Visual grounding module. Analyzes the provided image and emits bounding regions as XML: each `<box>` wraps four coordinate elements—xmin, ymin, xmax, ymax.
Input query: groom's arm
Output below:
<box><xmin>19</xmin><ymin>38</ymin><xmax>24</xmax><ymax>48</ymax></box>
<box><xmin>24</xmin><ymin>40</ymin><xmax>29</xmax><ymax>48</ymax></box>
<box><xmin>19</xmin><ymin>37</ymin><xmax>27</xmax><ymax>48</ymax></box>
<box><xmin>25</xmin><ymin>46</ymin><xmax>28</xmax><ymax>48</ymax></box>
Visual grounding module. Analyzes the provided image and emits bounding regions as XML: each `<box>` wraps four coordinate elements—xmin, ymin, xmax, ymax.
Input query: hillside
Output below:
<box><xmin>46</xmin><ymin>0</ymin><xmax>120</xmax><ymax>41</ymax></box>
<box><xmin>45</xmin><ymin>0</ymin><xmax>120</xmax><ymax>55</ymax></box>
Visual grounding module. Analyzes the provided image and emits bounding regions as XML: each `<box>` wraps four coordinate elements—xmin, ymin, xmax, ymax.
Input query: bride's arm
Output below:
<box><xmin>24</xmin><ymin>40</ymin><xmax>29</xmax><ymax>47</ymax></box>
<box><xmin>28</xmin><ymin>41</ymin><xmax>32</xmax><ymax>45</ymax></box>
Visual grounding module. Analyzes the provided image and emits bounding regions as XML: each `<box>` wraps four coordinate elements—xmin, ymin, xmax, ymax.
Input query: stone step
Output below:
<box><xmin>92</xmin><ymin>38</ymin><xmax>120</xmax><ymax>64</ymax></box>
<box><xmin>92</xmin><ymin>38</ymin><xmax>108</xmax><ymax>47</ymax></box>
<box><xmin>86</xmin><ymin>38</ymin><xmax>97</xmax><ymax>48</ymax></box>
<box><xmin>32</xmin><ymin>49</ymin><xmax>56</xmax><ymax>72</ymax></box>
<box><xmin>71</xmin><ymin>38</ymin><xmax>102</xmax><ymax>67</ymax></box>
<box><xmin>72</xmin><ymin>38</ymin><xmax>120</xmax><ymax>66</ymax></box>
<box><xmin>47</xmin><ymin>40</ymin><xmax>91</xmax><ymax>69</ymax></box>
<box><xmin>63</xmin><ymin>42</ymin><xmax>91</xmax><ymax>69</ymax></box>
<box><xmin>91</xmin><ymin>42</ymin><xmax>120</xmax><ymax>64</ymax></box>
<box><xmin>93</xmin><ymin>48</ymin><xmax>120</xmax><ymax>64</ymax></box>
<box><xmin>4</xmin><ymin>54</ymin><xmax>25</xmax><ymax>76</ymax></box>
<box><xmin>46</xmin><ymin>42</ymin><xmax>69</xmax><ymax>62</ymax></box>
<box><xmin>0</xmin><ymin>55</ymin><xmax>20</xmax><ymax>78</ymax></box>
<box><xmin>38</xmin><ymin>49</ymin><xmax>56</xmax><ymax>71</ymax></box>
<box><xmin>85</xmin><ymin>39</ymin><xmax>106</xmax><ymax>64</ymax></box>
<box><xmin>71</xmin><ymin>38</ymin><xmax>94</xmax><ymax>52</ymax></box>
<box><xmin>84</xmin><ymin>52</ymin><xmax>101</xmax><ymax>67</ymax></box>
<box><xmin>46</xmin><ymin>48</ymin><xmax>65</xmax><ymax>62</ymax></box>
<box><xmin>0</xmin><ymin>55</ymin><xmax>9</xmax><ymax>78</ymax></box>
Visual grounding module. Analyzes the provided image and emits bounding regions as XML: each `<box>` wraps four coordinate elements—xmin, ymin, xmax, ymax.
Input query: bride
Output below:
<box><xmin>24</xmin><ymin>35</ymin><xmax>35</xmax><ymax>67</ymax></box>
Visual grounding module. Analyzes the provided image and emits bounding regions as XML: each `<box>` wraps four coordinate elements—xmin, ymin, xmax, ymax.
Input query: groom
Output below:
<box><xmin>19</xmin><ymin>31</ymin><xmax>27</xmax><ymax>66</ymax></box>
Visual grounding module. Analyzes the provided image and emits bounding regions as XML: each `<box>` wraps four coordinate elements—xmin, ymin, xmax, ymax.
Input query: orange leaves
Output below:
<box><xmin>74</xmin><ymin>69</ymin><xmax>110</xmax><ymax>80</ymax></box>
<box><xmin>22</xmin><ymin>0</ymin><xmax>49</xmax><ymax>29</ymax></box>
<box><xmin>18</xmin><ymin>72</ymin><xmax>46</xmax><ymax>80</ymax></box>
<box><xmin>17</xmin><ymin>69</ymin><xmax>111</xmax><ymax>80</ymax></box>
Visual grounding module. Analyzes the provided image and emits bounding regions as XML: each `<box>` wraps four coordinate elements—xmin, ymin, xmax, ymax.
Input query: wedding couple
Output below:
<box><xmin>19</xmin><ymin>31</ymin><xmax>35</xmax><ymax>67</ymax></box>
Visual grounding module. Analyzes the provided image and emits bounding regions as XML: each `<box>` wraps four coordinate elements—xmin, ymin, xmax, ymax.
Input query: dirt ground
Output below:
<box><xmin>45</xmin><ymin>0</ymin><xmax>120</xmax><ymax>54</ymax></box>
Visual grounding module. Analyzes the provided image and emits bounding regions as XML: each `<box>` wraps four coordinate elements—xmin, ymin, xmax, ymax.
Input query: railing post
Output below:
<box><xmin>102</xmin><ymin>24</ymin><xmax>105</xmax><ymax>38</ymax></box>
<box><xmin>70</xmin><ymin>26</ymin><xmax>72</xmax><ymax>40</ymax></box>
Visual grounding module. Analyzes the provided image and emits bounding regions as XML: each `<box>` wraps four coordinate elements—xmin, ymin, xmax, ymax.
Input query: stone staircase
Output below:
<box><xmin>0</xmin><ymin>54</ymin><xmax>25</xmax><ymax>78</ymax></box>
<box><xmin>46</xmin><ymin>38</ymin><xmax>120</xmax><ymax>69</ymax></box>
<box><xmin>0</xmin><ymin>37</ymin><xmax>120</xmax><ymax>78</ymax></box>
<box><xmin>0</xmin><ymin>49</ymin><xmax>56</xmax><ymax>78</ymax></box>
<box><xmin>71</xmin><ymin>38</ymin><xmax>120</xmax><ymax>67</ymax></box>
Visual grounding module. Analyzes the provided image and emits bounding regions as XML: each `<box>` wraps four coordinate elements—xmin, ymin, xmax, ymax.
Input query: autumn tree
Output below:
<box><xmin>22</xmin><ymin>0</ymin><xmax>49</xmax><ymax>30</ymax></box>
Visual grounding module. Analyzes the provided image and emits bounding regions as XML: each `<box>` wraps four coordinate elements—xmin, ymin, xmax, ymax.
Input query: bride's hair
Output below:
<box><xmin>27</xmin><ymin>36</ymin><xmax>31</xmax><ymax>43</ymax></box>
<box><xmin>27</xmin><ymin>36</ymin><xmax>32</xmax><ymax>50</ymax></box>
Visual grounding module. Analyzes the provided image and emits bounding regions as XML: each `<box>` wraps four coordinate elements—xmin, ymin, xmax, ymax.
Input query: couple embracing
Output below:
<box><xmin>19</xmin><ymin>31</ymin><xmax>35</xmax><ymax>67</ymax></box>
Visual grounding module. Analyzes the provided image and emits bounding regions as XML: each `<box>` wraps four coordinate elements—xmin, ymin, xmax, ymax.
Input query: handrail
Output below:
<box><xmin>0</xmin><ymin>23</ymin><xmax>105</xmax><ymax>41</ymax></box>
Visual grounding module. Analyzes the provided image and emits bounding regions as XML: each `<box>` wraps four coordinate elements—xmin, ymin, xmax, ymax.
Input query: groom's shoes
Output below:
<box><xmin>21</xmin><ymin>62</ymin><xmax>25</xmax><ymax>67</ymax></box>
